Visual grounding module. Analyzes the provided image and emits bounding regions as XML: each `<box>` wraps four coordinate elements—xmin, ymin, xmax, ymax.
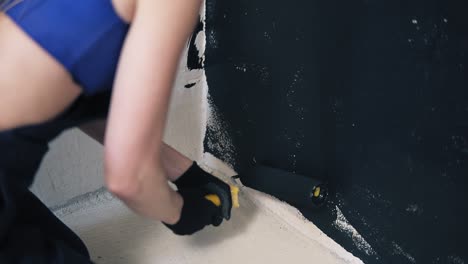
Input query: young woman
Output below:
<box><xmin>0</xmin><ymin>0</ymin><xmax>233</xmax><ymax>262</ymax></box>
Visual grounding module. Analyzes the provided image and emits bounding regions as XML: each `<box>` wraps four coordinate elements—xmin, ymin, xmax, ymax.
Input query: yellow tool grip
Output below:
<box><xmin>313</xmin><ymin>186</ymin><xmax>321</xmax><ymax>198</ymax></box>
<box><xmin>205</xmin><ymin>185</ymin><xmax>240</xmax><ymax>208</ymax></box>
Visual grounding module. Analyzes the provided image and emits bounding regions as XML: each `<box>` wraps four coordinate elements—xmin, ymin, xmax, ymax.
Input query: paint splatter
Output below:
<box><xmin>448</xmin><ymin>255</ymin><xmax>465</xmax><ymax>264</ymax></box>
<box><xmin>233</xmin><ymin>63</ymin><xmax>271</xmax><ymax>86</ymax></box>
<box><xmin>187</xmin><ymin>20</ymin><xmax>205</xmax><ymax>70</ymax></box>
<box><xmin>353</xmin><ymin>185</ymin><xmax>392</xmax><ymax>208</ymax></box>
<box><xmin>234</xmin><ymin>64</ymin><xmax>247</xmax><ymax>72</ymax></box>
<box><xmin>289</xmin><ymin>67</ymin><xmax>304</xmax><ymax>90</ymax></box>
<box><xmin>295</xmin><ymin>141</ymin><xmax>303</xmax><ymax>149</ymax></box>
<box><xmin>334</xmin><ymin>206</ymin><xmax>377</xmax><ymax>256</ymax></box>
<box><xmin>288</xmin><ymin>153</ymin><xmax>297</xmax><ymax>172</ymax></box>
<box><xmin>406</xmin><ymin>203</ymin><xmax>423</xmax><ymax>215</ymax></box>
<box><xmin>194</xmin><ymin>30</ymin><xmax>206</xmax><ymax>65</ymax></box>
<box><xmin>286</xmin><ymin>66</ymin><xmax>306</xmax><ymax>119</ymax></box>
<box><xmin>185</xmin><ymin>83</ymin><xmax>196</xmax><ymax>88</ymax></box>
<box><xmin>207</xmin><ymin>28</ymin><xmax>218</xmax><ymax>49</ymax></box>
<box><xmin>392</xmin><ymin>242</ymin><xmax>416</xmax><ymax>263</ymax></box>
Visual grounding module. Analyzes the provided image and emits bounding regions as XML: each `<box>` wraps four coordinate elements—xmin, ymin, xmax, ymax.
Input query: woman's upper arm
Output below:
<box><xmin>104</xmin><ymin>0</ymin><xmax>202</xmax><ymax>190</ymax></box>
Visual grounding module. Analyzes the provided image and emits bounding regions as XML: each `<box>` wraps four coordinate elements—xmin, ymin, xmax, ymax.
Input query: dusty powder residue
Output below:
<box><xmin>286</xmin><ymin>66</ymin><xmax>306</xmax><ymax>119</ymax></box>
<box><xmin>233</xmin><ymin>63</ymin><xmax>270</xmax><ymax>84</ymax></box>
<box><xmin>334</xmin><ymin>206</ymin><xmax>377</xmax><ymax>256</ymax></box>
<box><xmin>234</xmin><ymin>63</ymin><xmax>248</xmax><ymax>72</ymax></box>
<box><xmin>53</xmin><ymin>187</ymin><xmax>116</xmax><ymax>218</ymax></box>
<box><xmin>448</xmin><ymin>255</ymin><xmax>465</xmax><ymax>264</ymax></box>
<box><xmin>207</xmin><ymin>28</ymin><xmax>219</xmax><ymax>49</ymax></box>
<box><xmin>406</xmin><ymin>203</ymin><xmax>424</xmax><ymax>215</ymax></box>
<box><xmin>392</xmin><ymin>242</ymin><xmax>416</xmax><ymax>263</ymax></box>
<box><xmin>205</xmin><ymin>94</ymin><xmax>236</xmax><ymax>168</ymax></box>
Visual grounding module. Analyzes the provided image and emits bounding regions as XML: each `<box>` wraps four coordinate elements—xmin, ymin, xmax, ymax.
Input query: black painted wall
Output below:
<box><xmin>201</xmin><ymin>0</ymin><xmax>468</xmax><ymax>263</ymax></box>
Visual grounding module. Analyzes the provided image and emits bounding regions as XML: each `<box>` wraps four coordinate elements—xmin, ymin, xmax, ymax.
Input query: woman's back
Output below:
<box><xmin>0</xmin><ymin>0</ymin><xmax>135</xmax><ymax>129</ymax></box>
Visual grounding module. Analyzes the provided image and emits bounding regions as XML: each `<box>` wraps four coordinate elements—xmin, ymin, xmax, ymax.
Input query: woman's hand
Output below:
<box><xmin>174</xmin><ymin>163</ymin><xmax>234</xmax><ymax>221</ymax></box>
<box><xmin>164</xmin><ymin>187</ymin><xmax>223</xmax><ymax>235</ymax></box>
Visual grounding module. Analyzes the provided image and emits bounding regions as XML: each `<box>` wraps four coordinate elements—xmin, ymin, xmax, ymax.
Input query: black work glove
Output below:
<box><xmin>164</xmin><ymin>188</ymin><xmax>222</xmax><ymax>236</ymax></box>
<box><xmin>174</xmin><ymin>163</ymin><xmax>233</xmax><ymax>220</ymax></box>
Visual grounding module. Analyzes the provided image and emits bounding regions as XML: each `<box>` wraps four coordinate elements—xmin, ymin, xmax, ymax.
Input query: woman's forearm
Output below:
<box><xmin>103</xmin><ymin>0</ymin><xmax>202</xmax><ymax>223</ymax></box>
<box><xmin>79</xmin><ymin>121</ymin><xmax>192</xmax><ymax>182</ymax></box>
<box><xmin>116</xmin><ymin>161</ymin><xmax>183</xmax><ymax>224</ymax></box>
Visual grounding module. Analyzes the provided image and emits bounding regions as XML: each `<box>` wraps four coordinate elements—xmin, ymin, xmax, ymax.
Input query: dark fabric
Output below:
<box><xmin>0</xmin><ymin>92</ymin><xmax>111</xmax><ymax>263</ymax></box>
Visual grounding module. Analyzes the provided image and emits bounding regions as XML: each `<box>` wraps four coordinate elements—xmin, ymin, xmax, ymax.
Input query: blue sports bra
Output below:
<box><xmin>6</xmin><ymin>0</ymin><xmax>130</xmax><ymax>95</ymax></box>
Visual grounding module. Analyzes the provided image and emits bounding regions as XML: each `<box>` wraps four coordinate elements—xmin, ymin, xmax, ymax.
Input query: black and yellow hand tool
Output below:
<box><xmin>205</xmin><ymin>185</ymin><xmax>240</xmax><ymax>208</ymax></box>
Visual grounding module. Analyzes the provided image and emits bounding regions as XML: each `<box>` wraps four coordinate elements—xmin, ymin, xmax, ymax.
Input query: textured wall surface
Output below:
<box><xmin>202</xmin><ymin>1</ymin><xmax>468</xmax><ymax>263</ymax></box>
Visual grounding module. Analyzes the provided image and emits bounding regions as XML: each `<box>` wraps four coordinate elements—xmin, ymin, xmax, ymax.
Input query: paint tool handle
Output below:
<box><xmin>205</xmin><ymin>185</ymin><xmax>240</xmax><ymax>208</ymax></box>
